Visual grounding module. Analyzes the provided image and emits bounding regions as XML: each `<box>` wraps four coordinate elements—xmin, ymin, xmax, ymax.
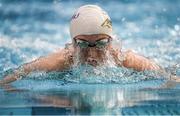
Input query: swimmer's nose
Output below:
<box><xmin>87</xmin><ymin>47</ymin><xmax>96</xmax><ymax>56</ymax></box>
<box><xmin>87</xmin><ymin>57</ymin><xmax>97</xmax><ymax>62</ymax></box>
<box><xmin>87</xmin><ymin>57</ymin><xmax>98</xmax><ymax>66</ymax></box>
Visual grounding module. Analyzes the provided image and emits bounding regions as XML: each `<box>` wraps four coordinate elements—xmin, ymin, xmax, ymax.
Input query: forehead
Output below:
<box><xmin>74</xmin><ymin>34</ymin><xmax>110</xmax><ymax>40</ymax></box>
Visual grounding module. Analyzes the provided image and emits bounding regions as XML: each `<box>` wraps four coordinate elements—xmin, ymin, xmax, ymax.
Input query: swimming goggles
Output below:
<box><xmin>74</xmin><ymin>38</ymin><xmax>111</xmax><ymax>49</ymax></box>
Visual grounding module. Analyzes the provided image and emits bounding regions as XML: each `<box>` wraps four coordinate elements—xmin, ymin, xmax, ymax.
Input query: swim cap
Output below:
<box><xmin>70</xmin><ymin>5</ymin><xmax>113</xmax><ymax>39</ymax></box>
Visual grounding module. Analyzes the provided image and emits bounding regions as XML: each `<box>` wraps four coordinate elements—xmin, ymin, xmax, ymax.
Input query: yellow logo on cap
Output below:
<box><xmin>101</xmin><ymin>18</ymin><xmax>112</xmax><ymax>28</ymax></box>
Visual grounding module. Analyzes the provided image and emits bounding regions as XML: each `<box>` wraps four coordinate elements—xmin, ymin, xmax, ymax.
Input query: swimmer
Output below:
<box><xmin>0</xmin><ymin>5</ymin><xmax>179</xmax><ymax>86</ymax></box>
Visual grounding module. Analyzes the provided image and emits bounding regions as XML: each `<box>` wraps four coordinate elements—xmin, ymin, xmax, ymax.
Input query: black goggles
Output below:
<box><xmin>74</xmin><ymin>38</ymin><xmax>111</xmax><ymax>49</ymax></box>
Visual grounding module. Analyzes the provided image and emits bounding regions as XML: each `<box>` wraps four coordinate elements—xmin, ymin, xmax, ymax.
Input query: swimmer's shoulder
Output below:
<box><xmin>123</xmin><ymin>49</ymin><xmax>151</xmax><ymax>60</ymax></box>
<box><xmin>54</xmin><ymin>43</ymin><xmax>74</xmax><ymax>56</ymax></box>
<box><xmin>122</xmin><ymin>49</ymin><xmax>144</xmax><ymax>63</ymax></box>
<box><xmin>57</xmin><ymin>43</ymin><xmax>74</xmax><ymax>65</ymax></box>
<box><xmin>122</xmin><ymin>49</ymin><xmax>160</xmax><ymax>71</ymax></box>
<box><xmin>46</xmin><ymin>43</ymin><xmax>74</xmax><ymax>63</ymax></box>
<box><xmin>121</xmin><ymin>49</ymin><xmax>136</xmax><ymax>66</ymax></box>
<box><xmin>123</xmin><ymin>49</ymin><xmax>134</xmax><ymax>55</ymax></box>
<box><xmin>44</xmin><ymin>44</ymin><xmax>74</xmax><ymax>70</ymax></box>
<box><xmin>115</xmin><ymin>49</ymin><xmax>134</xmax><ymax>62</ymax></box>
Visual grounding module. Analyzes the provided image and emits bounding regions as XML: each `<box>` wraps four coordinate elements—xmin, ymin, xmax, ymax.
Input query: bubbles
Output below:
<box><xmin>59</xmin><ymin>65</ymin><xmax>163</xmax><ymax>84</ymax></box>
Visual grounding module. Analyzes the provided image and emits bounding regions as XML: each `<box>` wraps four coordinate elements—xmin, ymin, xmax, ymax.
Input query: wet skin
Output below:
<box><xmin>73</xmin><ymin>34</ymin><xmax>112</xmax><ymax>66</ymax></box>
<box><xmin>1</xmin><ymin>34</ymin><xmax>180</xmax><ymax>87</ymax></box>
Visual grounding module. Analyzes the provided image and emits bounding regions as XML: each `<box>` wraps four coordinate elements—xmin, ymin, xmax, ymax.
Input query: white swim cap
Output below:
<box><xmin>70</xmin><ymin>5</ymin><xmax>113</xmax><ymax>39</ymax></box>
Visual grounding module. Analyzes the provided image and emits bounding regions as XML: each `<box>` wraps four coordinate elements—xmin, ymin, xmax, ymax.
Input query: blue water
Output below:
<box><xmin>0</xmin><ymin>0</ymin><xmax>180</xmax><ymax>115</ymax></box>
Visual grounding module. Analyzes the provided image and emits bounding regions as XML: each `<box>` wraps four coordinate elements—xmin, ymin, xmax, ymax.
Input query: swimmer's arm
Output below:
<box><xmin>122</xmin><ymin>50</ymin><xmax>160</xmax><ymax>71</ymax></box>
<box><xmin>0</xmin><ymin>49</ymin><xmax>71</xmax><ymax>85</ymax></box>
<box><xmin>122</xmin><ymin>50</ymin><xmax>180</xmax><ymax>88</ymax></box>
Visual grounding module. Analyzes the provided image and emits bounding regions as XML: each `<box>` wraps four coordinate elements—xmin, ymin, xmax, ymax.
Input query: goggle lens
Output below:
<box><xmin>75</xmin><ymin>38</ymin><xmax>111</xmax><ymax>49</ymax></box>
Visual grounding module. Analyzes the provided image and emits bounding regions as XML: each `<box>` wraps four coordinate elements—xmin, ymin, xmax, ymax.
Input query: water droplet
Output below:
<box><xmin>155</xmin><ymin>25</ymin><xmax>159</xmax><ymax>29</ymax></box>
<box><xmin>53</xmin><ymin>0</ymin><xmax>61</xmax><ymax>4</ymax></box>
<box><xmin>177</xmin><ymin>17</ymin><xmax>180</xmax><ymax>21</ymax></box>
<box><xmin>170</xmin><ymin>30</ymin><xmax>177</xmax><ymax>36</ymax></box>
<box><xmin>162</xmin><ymin>8</ymin><xmax>167</xmax><ymax>12</ymax></box>
<box><xmin>174</xmin><ymin>25</ymin><xmax>179</xmax><ymax>31</ymax></box>
<box><xmin>128</xmin><ymin>33</ymin><xmax>132</xmax><ymax>36</ymax></box>
<box><xmin>121</xmin><ymin>17</ymin><xmax>126</xmax><ymax>22</ymax></box>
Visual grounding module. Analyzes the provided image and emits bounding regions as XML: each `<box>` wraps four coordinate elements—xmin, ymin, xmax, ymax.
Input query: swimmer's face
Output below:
<box><xmin>73</xmin><ymin>34</ymin><xmax>112</xmax><ymax>66</ymax></box>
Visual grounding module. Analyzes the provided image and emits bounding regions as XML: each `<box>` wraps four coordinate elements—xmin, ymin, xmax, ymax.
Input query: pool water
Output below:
<box><xmin>0</xmin><ymin>0</ymin><xmax>180</xmax><ymax>115</ymax></box>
